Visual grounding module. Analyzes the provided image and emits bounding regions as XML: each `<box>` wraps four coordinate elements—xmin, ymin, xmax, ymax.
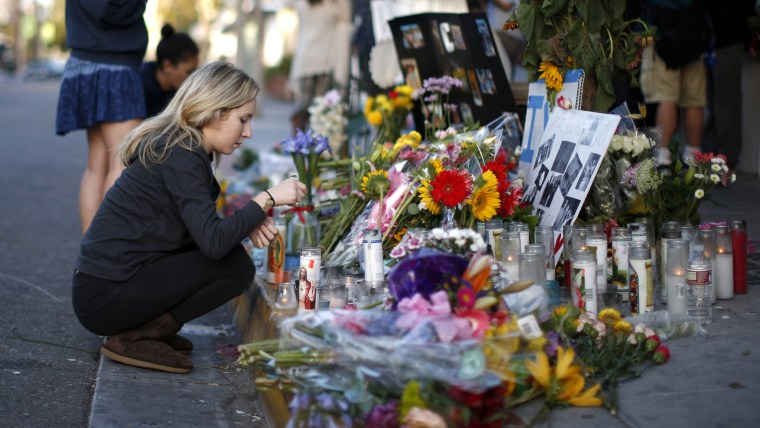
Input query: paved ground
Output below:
<box><xmin>2</xmin><ymin>73</ymin><xmax>759</xmax><ymax>427</ymax></box>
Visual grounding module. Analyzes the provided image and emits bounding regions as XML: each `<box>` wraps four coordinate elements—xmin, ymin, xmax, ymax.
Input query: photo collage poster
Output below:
<box><xmin>388</xmin><ymin>12</ymin><xmax>517</xmax><ymax>129</ymax></box>
<box><xmin>521</xmin><ymin>109</ymin><xmax>621</xmax><ymax>265</ymax></box>
<box><xmin>518</xmin><ymin>69</ymin><xmax>585</xmax><ymax>174</ymax></box>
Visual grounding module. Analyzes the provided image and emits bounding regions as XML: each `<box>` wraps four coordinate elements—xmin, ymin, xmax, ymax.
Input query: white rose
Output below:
<box><xmin>611</xmin><ymin>136</ymin><xmax>623</xmax><ymax>151</ymax></box>
<box><xmin>622</xmin><ymin>138</ymin><xmax>634</xmax><ymax>153</ymax></box>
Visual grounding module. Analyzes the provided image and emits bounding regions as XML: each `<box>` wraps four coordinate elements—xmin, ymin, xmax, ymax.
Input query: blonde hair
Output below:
<box><xmin>120</xmin><ymin>61</ymin><xmax>260</xmax><ymax>166</ymax></box>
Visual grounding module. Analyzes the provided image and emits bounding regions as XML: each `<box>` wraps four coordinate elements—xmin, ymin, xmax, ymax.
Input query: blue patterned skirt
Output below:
<box><xmin>56</xmin><ymin>56</ymin><xmax>146</xmax><ymax>135</ymax></box>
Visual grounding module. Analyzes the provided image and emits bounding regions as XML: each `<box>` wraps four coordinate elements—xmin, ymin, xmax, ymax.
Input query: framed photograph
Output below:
<box><xmin>400</xmin><ymin>24</ymin><xmax>425</xmax><ymax>49</ymax></box>
<box><xmin>475</xmin><ymin>18</ymin><xmax>496</xmax><ymax>56</ymax></box>
<box><xmin>476</xmin><ymin>68</ymin><xmax>496</xmax><ymax>95</ymax></box>
<box><xmin>401</xmin><ymin>58</ymin><xmax>422</xmax><ymax>89</ymax></box>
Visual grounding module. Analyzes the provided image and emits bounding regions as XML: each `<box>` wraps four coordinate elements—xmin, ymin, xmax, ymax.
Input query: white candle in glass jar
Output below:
<box><xmin>666</xmin><ymin>273</ymin><xmax>687</xmax><ymax>316</ymax></box>
<box><xmin>504</xmin><ymin>255</ymin><xmax>520</xmax><ymax>280</ymax></box>
<box><xmin>714</xmin><ymin>252</ymin><xmax>734</xmax><ymax>299</ymax></box>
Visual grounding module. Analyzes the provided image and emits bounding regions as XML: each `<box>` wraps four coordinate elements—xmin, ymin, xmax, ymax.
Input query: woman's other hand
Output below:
<box><xmin>249</xmin><ymin>217</ymin><xmax>278</xmax><ymax>248</ymax></box>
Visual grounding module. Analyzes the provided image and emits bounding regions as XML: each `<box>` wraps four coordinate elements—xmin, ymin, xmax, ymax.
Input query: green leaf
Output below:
<box><xmin>541</xmin><ymin>0</ymin><xmax>569</xmax><ymax>19</ymax></box>
<box><xmin>577</xmin><ymin>0</ymin><xmax>605</xmax><ymax>33</ymax></box>
<box><xmin>684</xmin><ymin>166</ymin><xmax>695</xmax><ymax>185</ymax></box>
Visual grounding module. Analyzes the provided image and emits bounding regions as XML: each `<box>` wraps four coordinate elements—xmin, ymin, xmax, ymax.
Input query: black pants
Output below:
<box><xmin>72</xmin><ymin>246</ymin><xmax>254</xmax><ymax>336</ymax></box>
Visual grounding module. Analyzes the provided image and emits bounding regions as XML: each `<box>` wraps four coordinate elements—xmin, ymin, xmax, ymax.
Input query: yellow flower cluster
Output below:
<box><xmin>363</xmin><ymin>85</ymin><xmax>415</xmax><ymax>128</ymax></box>
<box><xmin>538</xmin><ymin>61</ymin><xmax>564</xmax><ymax>92</ymax></box>
<box><xmin>526</xmin><ymin>346</ymin><xmax>603</xmax><ymax>407</ymax></box>
<box><xmin>468</xmin><ymin>170</ymin><xmax>501</xmax><ymax>222</ymax></box>
<box><xmin>392</xmin><ymin>131</ymin><xmax>422</xmax><ymax>151</ymax></box>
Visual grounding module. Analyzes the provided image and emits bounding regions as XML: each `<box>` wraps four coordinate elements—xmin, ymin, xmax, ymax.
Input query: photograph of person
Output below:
<box><xmin>576</xmin><ymin>153</ymin><xmax>601</xmax><ymax>192</ymax></box>
<box><xmin>475</xmin><ymin>18</ymin><xmax>496</xmax><ymax>57</ymax></box>
<box><xmin>553</xmin><ymin>197</ymin><xmax>581</xmax><ymax>230</ymax></box>
<box><xmin>539</xmin><ymin>173</ymin><xmax>562</xmax><ymax>207</ymax></box>
<box><xmin>467</xmin><ymin>69</ymin><xmax>483</xmax><ymax>106</ymax></box>
<box><xmin>400</xmin><ymin>23</ymin><xmax>425</xmax><ymax>49</ymax></box>
<box><xmin>298</xmin><ymin>267</ymin><xmax>316</xmax><ymax>310</ymax></box>
<box><xmin>534</xmin><ymin>164</ymin><xmax>549</xmax><ymax>189</ymax></box>
<box><xmin>559</xmin><ymin>154</ymin><xmax>582</xmax><ymax>196</ymax></box>
<box><xmin>401</xmin><ymin>58</ymin><xmax>422</xmax><ymax>89</ymax></box>
<box><xmin>430</xmin><ymin>20</ymin><xmax>445</xmax><ymax>54</ymax></box>
<box><xmin>534</xmin><ymin>134</ymin><xmax>555</xmax><ymax>167</ymax></box>
<box><xmin>551</xmin><ymin>140</ymin><xmax>576</xmax><ymax>173</ymax></box>
<box><xmin>451</xmin><ymin>24</ymin><xmax>466</xmax><ymax>50</ymax></box>
<box><xmin>476</xmin><ymin>68</ymin><xmax>496</xmax><ymax>95</ymax></box>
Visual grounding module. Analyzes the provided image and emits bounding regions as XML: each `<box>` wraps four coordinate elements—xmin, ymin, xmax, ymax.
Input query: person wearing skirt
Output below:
<box><xmin>56</xmin><ymin>0</ymin><xmax>149</xmax><ymax>234</ymax></box>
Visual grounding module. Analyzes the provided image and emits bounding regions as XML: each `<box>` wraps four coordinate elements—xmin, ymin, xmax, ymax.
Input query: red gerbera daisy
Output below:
<box><xmin>500</xmin><ymin>187</ymin><xmax>523</xmax><ymax>217</ymax></box>
<box><xmin>430</xmin><ymin>169</ymin><xmax>472</xmax><ymax>207</ymax></box>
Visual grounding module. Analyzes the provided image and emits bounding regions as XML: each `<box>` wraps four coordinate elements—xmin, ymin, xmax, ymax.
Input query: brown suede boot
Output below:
<box><xmin>166</xmin><ymin>334</ymin><xmax>193</xmax><ymax>353</ymax></box>
<box><xmin>101</xmin><ymin>313</ymin><xmax>193</xmax><ymax>374</ymax></box>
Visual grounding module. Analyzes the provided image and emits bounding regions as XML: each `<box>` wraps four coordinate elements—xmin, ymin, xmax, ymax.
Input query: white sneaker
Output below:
<box><xmin>657</xmin><ymin>146</ymin><xmax>672</xmax><ymax>167</ymax></box>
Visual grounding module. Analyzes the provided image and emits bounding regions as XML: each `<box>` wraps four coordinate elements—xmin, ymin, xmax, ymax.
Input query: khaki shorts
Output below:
<box><xmin>639</xmin><ymin>45</ymin><xmax>707</xmax><ymax>108</ymax></box>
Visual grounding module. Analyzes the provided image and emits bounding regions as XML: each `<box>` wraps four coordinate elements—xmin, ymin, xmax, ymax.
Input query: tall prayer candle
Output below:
<box><xmin>730</xmin><ymin>220</ymin><xmax>747</xmax><ymax>294</ymax></box>
<box><xmin>714</xmin><ymin>225</ymin><xmax>734</xmax><ymax>299</ymax></box>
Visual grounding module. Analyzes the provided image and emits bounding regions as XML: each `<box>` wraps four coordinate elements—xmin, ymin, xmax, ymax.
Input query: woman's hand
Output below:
<box><xmin>249</xmin><ymin>217</ymin><xmax>278</xmax><ymax>248</ymax></box>
<box><xmin>267</xmin><ymin>178</ymin><xmax>307</xmax><ymax>206</ymax></box>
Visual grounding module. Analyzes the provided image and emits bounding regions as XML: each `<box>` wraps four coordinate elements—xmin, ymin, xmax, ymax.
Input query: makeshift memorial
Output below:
<box><xmin>238</xmin><ymin>227</ymin><xmax>685</xmax><ymax>425</ymax></box>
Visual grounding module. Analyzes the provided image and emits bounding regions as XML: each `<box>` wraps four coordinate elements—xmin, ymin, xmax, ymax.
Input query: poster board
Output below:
<box><xmin>388</xmin><ymin>12</ymin><xmax>517</xmax><ymax>128</ymax></box>
<box><xmin>518</xmin><ymin>69</ymin><xmax>585</xmax><ymax>174</ymax></box>
<box><xmin>520</xmin><ymin>109</ymin><xmax>620</xmax><ymax>265</ymax></box>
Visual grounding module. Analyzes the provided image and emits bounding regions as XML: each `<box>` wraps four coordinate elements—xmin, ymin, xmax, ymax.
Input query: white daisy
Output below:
<box><xmin>695</xmin><ymin>189</ymin><xmax>705</xmax><ymax>199</ymax></box>
<box><xmin>710</xmin><ymin>174</ymin><xmax>720</xmax><ymax>184</ymax></box>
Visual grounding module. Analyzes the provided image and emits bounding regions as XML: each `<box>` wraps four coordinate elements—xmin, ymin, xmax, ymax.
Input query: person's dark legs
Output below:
<box><xmin>74</xmin><ymin>245</ymin><xmax>254</xmax><ymax>373</ymax></box>
<box><xmin>708</xmin><ymin>44</ymin><xmax>744</xmax><ymax>168</ymax></box>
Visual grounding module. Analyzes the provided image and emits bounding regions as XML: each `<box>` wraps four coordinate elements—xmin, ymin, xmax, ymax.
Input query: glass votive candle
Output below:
<box><xmin>680</xmin><ymin>225</ymin><xmax>697</xmax><ymax>249</ymax></box>
<box><xmin>571</xmin><ymin>249</ymin><xmax>597</xmax><ymax>314</ymax></box>
<box><xmin>572</xmin><ymin>226</ymin><xmax>590</xmax><ymax>251</ymax></box>
<box><xmin>586</xmin><ymin>233</ymin><xmax>608</xmax><ymax>294</ymax></box>
<box><xmin>274</xmin><ymin>281</ymin><xmax>298</xmax><ymax>310</ymax></box>
<box><xmin>714</xmin><ymin>225</ymin><xmax>734</xmax><ymax>300</ymax></box>
<box><xmin>535</xmin><ymin>225</ymin><xmax>555</xmax><ymax>281</ymax></box>
<box><xmin>696</xmin><ymin>227</ymin><xmax>717</xmax><ymax>303</ymax></box>
<box><xmin>659</xmin><ymin>221</ymin><xmax>682</xmax><ymax>301</ymax></box>
<box><xmin>730</xmin><ymin>220</ymin><xmax>747</xmax><ymax>294</ymax></box>
<box><xmin>519</xmin><ymin>252</ymin><xmax>545</xmax><ymax>289</ymax></box>
<box><xmin>500</xmin><ymin>232</ymin><xmax>521</xmax><ymax>280</ymax></box>
<box><xmin>562</xmin><ymin>224</ymin><xmax>574</xmax><ymax>288</ymax></box>
<box><xmin>666</xmin><ymin>239</ymin><xmax>689</xmax><ymax>317</ymax></box>
<box><xmin>507</xmin><ymin>222</ymin><xmax>530</xmax><ymax>253</ymax></box>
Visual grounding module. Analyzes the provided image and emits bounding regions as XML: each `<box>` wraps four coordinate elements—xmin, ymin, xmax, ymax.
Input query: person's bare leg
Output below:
<box><xmin>683</xmin><ymin>106</ymin><xmax>704</xmax><ymax>150</ymax></box>
<box><xmin>656</xmin><ymin>101</ymin><xmax>678</xmax><ymax>165</ymax></box>
<box><xmin>100</xmin><ymin>119</ymin><xmax>141</xmax><ymax>194</ymax></box>
<box><xmin>80</xmin><ymin>126</ymin><xmax>108</xmax><ymax>234</ymax></box>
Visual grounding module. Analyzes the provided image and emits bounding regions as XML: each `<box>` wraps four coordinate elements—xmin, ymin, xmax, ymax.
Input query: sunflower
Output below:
<box><xmin>417</xmin><ymin>179</ymin><xmax>441</xmax><ymax>215</ymax></box>
<box><xmin>612</xmin><ymin>319</ymin><xmax>633</xmax><ymax>335</ymax></box>
<box><xmin>468</xmin><ymin>170</ymin><xmax>501</xmax><ymax>221</ymax></box>
<box><xmin>430</xmin><ymin>169</ymin><xmax>472</xmax><ymax>208</ymax></box>
<box><xmin>538</xmin><ymin>61</ymin><xmax>564</xmax><ymax>92</ymax></box>
<box><xmin>598</xmin><ymin>308</ymin><xmax>622</xmax><ymax>326</ymax></box>
<box><xmin>361</xmin><ymin>169</ymin><xmax>390</xmax><ymax>200</ymax></box>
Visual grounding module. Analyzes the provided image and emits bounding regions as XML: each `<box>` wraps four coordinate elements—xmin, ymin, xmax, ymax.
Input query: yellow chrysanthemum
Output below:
<box><xmin>598</xmin><ymin>308</ymin><xmax>622</xmax><ymax>326</ymax></box>
<box><xmin>468</xmin><ymin>170</ymin><xmax>500</xmax><ymax>221</ymax></box>
<box><xmin>361</xmin><ymin>170</ymin><xmax>390</xmax><ymax>199</ymax></box>
<box><xmin>366</xmin><ymin>110</ymin><xmax>383</xmax><ymax>126</ymax></box>
<box><xmin>393</xmin><ymin>131</ymin><xmax>422</xmax><ymax>151</ymax></box>
<box><xmin>417</xmin><ymin>179</ymin><xmax>441</xmax><ymax>215</ymax></box>
<box><xmin>612</xmin><ymin>319</ymin><xmax>633</xmax><ymax>334</ymax></box>
<box><xmin>538</xmin><ymin>61</ymin><xmax>564</xmax><ymax>92</ymax></box>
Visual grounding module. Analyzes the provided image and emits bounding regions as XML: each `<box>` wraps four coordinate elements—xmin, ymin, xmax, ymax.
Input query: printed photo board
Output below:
<box><xmin>388</xmin><ymin>12</ymin><xmax>517</xmax><ymax>129</ymax></box>
<box><xmin>521</xmin><ymin>109</ymin><xmax>620</xmax><ymax>266</ymax></box>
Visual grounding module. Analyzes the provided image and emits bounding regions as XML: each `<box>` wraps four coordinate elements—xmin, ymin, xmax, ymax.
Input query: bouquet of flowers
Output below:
<box><xmin>308</xmin><ymin>89</ymin><xmax>347</xmax><ymax>158</ymax></box>
<box><xmin>623</xmin><ymin>150</ymin><xmax>736</xmax><ymax>226</ymax></box>
<box><xmin>281</xmin><ymin>128</ymin><xmax>332</xmax><ymax>203</ymax></box>
<box><xmin>412</xmin><ymin>76</ymin><xmax>464</xmax><ymax>141</ymax></box>
<box><xmin>363</xmin><ymin>84</ymin><xmax>415</xmax><ymax>142</ymax></box>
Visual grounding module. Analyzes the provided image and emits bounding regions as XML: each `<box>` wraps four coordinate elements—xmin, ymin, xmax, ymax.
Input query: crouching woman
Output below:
<box><xmin>72</xmin><ymin>62</ymin><xmax>306</xmax><ymax>373</ymax></box>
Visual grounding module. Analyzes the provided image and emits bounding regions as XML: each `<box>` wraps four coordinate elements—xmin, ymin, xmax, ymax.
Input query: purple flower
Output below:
<box><xmin>314</xmin><ymin>134</ymin><xmax>332</xmax><ymax>156</ymax></box>
<box><xmin>365</xmin><ymin>400</ymin><xmax>400</xmax><ymax>428</ymax></box>
<box><xmin>387</xmin><ymin>248</ymin><xmax>469</xmax><ymax>305</ymax></box>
